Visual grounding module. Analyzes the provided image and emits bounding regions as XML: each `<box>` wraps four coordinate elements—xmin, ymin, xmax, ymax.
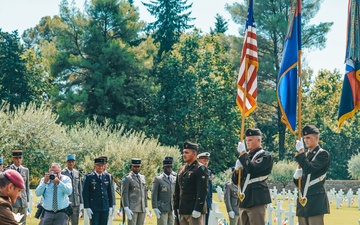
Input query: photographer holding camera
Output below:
<box><xmin>35</xmin><ymin>163</ymin><xmax>73</xmax><ymax>225</ymax></box>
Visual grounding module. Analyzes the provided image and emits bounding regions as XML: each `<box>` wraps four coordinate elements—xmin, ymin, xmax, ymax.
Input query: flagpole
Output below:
<box><xmin>238</xmin><ymin>58</ymin><xmax>249</xmax><ymax>194</ymax></box>
<box><xmin>297</xmin><ymin>49</ymin><xmax>302</xmax><ymax>192</ymax></box>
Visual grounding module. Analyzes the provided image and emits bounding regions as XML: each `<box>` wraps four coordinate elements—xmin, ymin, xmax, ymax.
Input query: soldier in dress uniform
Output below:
<box><xmin>197</xmin><ymin>152</ymin><xmax>212</xmax><ymax>225</ymax></box>
<box><xmin>231</xmin><ymin>128</ymin><xmax>273</xmax><ymax>225</ymax></box>
<box><xmin>165</xmin><ymin>156</ymin><xmax>177</xmax><ymax>176</ymax></box>
<box><xmin>121</xmin><ymin>158</ymin><xmax>148</xmax><ymax>225</ymax></box>
<box><xmin>61</xmin><ymin>154</ymin><xmax>83</xmax><ymax>225</ymax></box>
<box><xmin>8</xmin><ymin>149</ymin><xmax>30</xmax><ymax>225</ymax></box>
<box><xmin>174</xmin><ymin>141</ymin><xmax>209</xmax><ymax>225</ymax></box>
<box><xmin>83</xmin><ymin>157</ymin><xmax>114</xmax><ymax>225</ymax></box>
<box><xmin>151</xmin><ymin>157</ymin><xmax>176</xmax><ymax>225</ymax></box>
<box><xmin>293</xmin><ymin>125</ymin><xmax>330</xmax><ymax>225</ymax></box>
<box><xmin>0</xmin><ymin>169</ymin><xmax>25</xmax><ymax>225</ymax></box>
<box><xmin>98</xmin><ymin>155</ymin><xmax>116</xmax><ymax>220</ymax></box>
<box><xmin>224</xmin><ymin>169</ymin><xmax>240</xmax><ymax>225</ymax></box>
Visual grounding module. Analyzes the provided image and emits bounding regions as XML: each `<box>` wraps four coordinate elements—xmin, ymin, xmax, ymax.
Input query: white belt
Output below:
<box><xmin>248</xmin><ymin>175</ymin><xmax>268</xmax><ymax>184</ymax></box>
<box><xmin>309</xmin><ymin>173</ymin><xmax>326</xmax><ymax>186</ymax></box>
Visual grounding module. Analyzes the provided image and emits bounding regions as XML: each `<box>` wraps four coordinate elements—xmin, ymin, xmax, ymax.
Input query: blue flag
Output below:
<box><xmin>277</xmin><ymin>0</ymin><xmax>302</xmax><ymax>133</ymax></box>
<box><xmin>338</xmin><ymin>0</ymin><xmax>360</xmax><ymax>130</ymax></box>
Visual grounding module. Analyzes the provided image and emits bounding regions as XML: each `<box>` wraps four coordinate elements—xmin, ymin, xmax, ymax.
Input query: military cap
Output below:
<box><xmin>245</xmin><ymin>128</ymin><xmax>262</xmax><ymax>137</ymax></box>
<box><xmin>131</xmin><ymin>158</ymin><xmax>141</xmax><ymax>165</ymax></box>
<box><xmin>66</xmin><ymin>154</ymin><xmax>76</xmax><ymax>161</ymax></box>
<box><xmin>12</xmin><ymin>149</ymin><xmax>23</xmax><ymax>157</ymax></box>
<box><xmin>99</xmin><ymin>156</ymin><xmax>108</xmax><ymax>163</ymax></box>
<box><xmin>164</xmin><ymin>156</ymin><xmax>174</xmax><ymax>161</ymax></box>
<box><xmin>302</xmin><ymin>125</ymin><xmax>320</xmax><ymax>135</ymax></box>
<box><xmin>197</xmin><ymin>152</ymin><xmax>210</xmax><ymax>159</ymax></box>
<box><xmin>183</xmin><ymin>141</ymin><xmax>199</xmax><ymax>151</ymax></box>
<box><xmin>0</xmin><ymin>157</ymin><xmax>2</xmax><ymax>164</ymax></box>
<box><xmin>94</xmin><ymin>157</ymin><xmax>106</xmax><ymax>164</ymax></box>
<box><xmin>163</xmin><ymin>159</ymin><xmax>173</xmax><ymax>166</ymax></box>
<box><xmin>3</xmin><ymin>169</ymin><xmax>25</xmax><ymax>189</ymax></box>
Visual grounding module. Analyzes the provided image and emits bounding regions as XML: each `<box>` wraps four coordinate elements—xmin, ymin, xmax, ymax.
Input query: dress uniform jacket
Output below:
<box><xmin>224</xmin><ymin>182</ymin><xmax>240</xmax><ymax>216</ymax></box>
<box><xmin>232</xmin><ymin>147</ymin><xmax>273</xmax><ymax>208</ymax></box>
<box><xmin>121</xmin><ymin>171</ymin><xmax>148</xmax><ymax>212</ymax></box>
<box><xmin>0</xmin><ymin>196</ymin><xmax>18</xmax><ymax>225</ymax></box>
<box><xmin>83</xmin><ymin>172</ymin><xmax>114</xmax><ymax>211</ymax></box>
<box><xmin>206</xmin><ymin>170</ymin><xmax>213</xmax><ymax>210</ymax></box>
<box><xmin>8</xmin><ymin>165</ymin><xmax>29</xmax><ymax>208</ymax></box>
<box><xmin>151</xmin><ymin>173</ymin><xmax>176</xmax><ymax>212</ymax></box>
<box><xmin>174</xmin><ymin>160</ymin><xmax>209</xmax><ymax>214</ymax></box>
<box><xmin>61</xmin><ymin>168</ymin><xmax>83</xmax><ymax>206</ymax></box>
<box><xmin>294</xmin><ymin>145</ymin><xmax>330</xmax><ymax>217</ymax></box>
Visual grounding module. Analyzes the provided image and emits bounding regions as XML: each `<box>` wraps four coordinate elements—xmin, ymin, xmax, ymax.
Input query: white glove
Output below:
<box><xmin>124</xmin><ymin>206</ymin><xmax>133</xmax><ymax>220</ymax></box>
<box><xmin>85</xmin><ymin>208</ymin><xmax>93</xmax><ymax>219</ymax></box>
<box><xmin>296</xmin><ymin>138</ymin><xmax>304</xmax><ymax>151</ymax></box>
<box><xmin>109</xmin><ymin>207</ymin><xmax>113</xmax><ymax>218</ymax></box>
<box><xmin>191</xmin><ymin>210</ymin><xmax>201</xmax><ymax>218</ymax></box>
<box><xmin>172</xmin><ymin>210</ymin><xmax>176</xmax><ymax>219</ymax></box>
<box><xmin>79</xmin><ymin>204</ymin><xmax>84</xmax><ymax>210</ymax></box>
<box><xmin>237</xmin><ymin>141</ymin><xmax>246</xmax><ymax>154</ymax></box>
<box><xmin>293</xmin><ymin>168</ymin><xmax>303</xmax><ymax>179</ymax></box>
<box><xmin>112</xmin><ymin>205</ymin><xmax>117</xmax><ymax>215</ymax></box>
<box><xmin>228</xmin><ymin>211</ymin><xmax>235</xmax><ymax>219</ymax></box>
<box><xmin>235</xmin><ymin>159</ymin><xmax>243</xmax><ymax>170</ymax></box>
<box><xmin>154</xmin><ymin>208</ymin><xmax>161</xmax><ymax>219</ymax></box>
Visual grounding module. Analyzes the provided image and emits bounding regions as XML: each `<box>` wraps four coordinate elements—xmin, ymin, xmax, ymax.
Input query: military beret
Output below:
<box><xmin>302</xmin><ymin>125</ymin><xmax>320</xmax><ymax>135</ymax></box>
<box><xmin>94</xmin><ymin>157</ymin><xmax>106</xmax><ymax>164</ymax></box>
<box><xmin>66</xmin><ymin>154</ymin><xmax>76</xmax><ymax>161</ymax></box>
<box><xmin>245</xmin><ymin>128</ymin><xmax>262</xmax><ymax>137</ymax></box>
<box><xmin>197</xmin><ymin>152</ymin><xmax>210</xmax><ymax>159</ymax></box>
<box><xmin>163</xmin><ymin>159</ymin><xmax>173</xmax><ymax>166</ymax></box>
<box><xmin>131</xmin><ymin>158</ymin><xmax>141</xmax><ymax>165</ymax></box>
<box><xmin>3</xmin><ymin>169</ymin><xmax>25</xmax><ymax>189</ymax></box>
<box><xmin>99</xmin><ymin>156</ymin><xmax>108</xmax><ymax>163</ymax></box>
<box><xmin>12</xmin><ymin>149</ymin><xmax>23</xmax><ymax>157</ymax></box>
<box><xmin>183</xmin><ymin>141</ymin><xmax>198</xmax><ymax>151</ymax></box>
<box><xmin>0</xmin><ymin>157</ymin><xmax>3</xmax><ymax>164</ymax></box>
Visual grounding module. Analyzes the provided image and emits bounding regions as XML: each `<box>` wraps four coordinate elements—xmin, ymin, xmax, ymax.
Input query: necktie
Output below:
<box><xmin>17</xmin><ymin>168</ymin><xmax>20</xmax><ymax>173</ymax></box>
<box><xmin>136</xmin><ymin>174</ymin><xmax>140</xmax><ymax>182</ymax></box>
<box><xmin>70</xmin><ymin>171</ymin><xmax>73</xmax><ymax>178</ymax></box>
<box><xmin>168</xmin><ymin>176</ymin><xmax>172</xmax><ymax>183</ymax></box>
<box><xmin>52</xmin><ymin>184</ymin><xmax>58</xmax><ymax>212</ymax></box>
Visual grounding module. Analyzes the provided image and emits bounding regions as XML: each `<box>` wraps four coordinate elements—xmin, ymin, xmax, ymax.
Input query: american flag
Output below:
<box><xmin>236</xmin><ymin>0</ymin><xmax>258</xmax><ymax>117</ymax></box>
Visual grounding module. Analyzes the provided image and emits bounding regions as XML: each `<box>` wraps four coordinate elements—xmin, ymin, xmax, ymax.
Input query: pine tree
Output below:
<box><xmin>142</xmin><ymin>0</ymin><xmax>195</xmax><ymax>57</ymax></box>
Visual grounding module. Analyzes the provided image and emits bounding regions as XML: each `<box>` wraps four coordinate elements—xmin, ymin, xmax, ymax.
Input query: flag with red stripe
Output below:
<box><xmin>236</xmin><ymin>0</ymin><xmax>258</xmax><ymax>117</ymax></box>
<box><xmin>338</xmin><ymin>0</ymin><xmax>360</xmax><ymax>130</ymax></box>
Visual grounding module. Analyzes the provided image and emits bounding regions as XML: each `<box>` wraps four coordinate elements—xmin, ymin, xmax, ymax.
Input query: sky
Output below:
<box><xmin>0</xmin><ymin>0</ymin><xmax>348</xmax><ymax>75</ymax></box>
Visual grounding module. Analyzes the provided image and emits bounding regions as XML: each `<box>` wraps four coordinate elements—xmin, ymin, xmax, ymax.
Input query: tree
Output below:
<box><xmin>225</xmin><ymin>0</ymin><xmax>333</xmax><ymax>159</ymax></box>
<box><xmin>269</xmin><ymin>160</ymin><xmax>297</xmax><ymax>188</ymax></box>
<box><xmin>147</xmin><ymin>32</ymin><xmax>253</xmax><ymax>173</ymax></box>
<box><xmin>210</xmin><ymin>13</ymin><xmax>229</xmax><ymax>35</ymax></box>
<box><xmin>142</xmin><ymin>0</ymin><xmax>194</xmax><ymax>57</ymax></box>
<box><xmin>0</xmin><ymin>30</ymin><xmax>33</xmax><ymax>108</ymax></box>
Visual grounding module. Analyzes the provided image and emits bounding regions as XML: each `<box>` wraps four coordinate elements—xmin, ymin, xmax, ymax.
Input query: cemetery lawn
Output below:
<box><xmin>25</xmin><ymin>191</ymin><xmax>360</xmax><ymax>225</ymax></box>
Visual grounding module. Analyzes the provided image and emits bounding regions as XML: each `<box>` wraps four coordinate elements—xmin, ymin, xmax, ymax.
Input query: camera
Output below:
<box><xmin>49</xmin><ymin>172</ymin><xmax>56</xmax><ymax>180</ymax></box>
<box><xmin>35</xmin><ymin>204</ymin><xmax>44</xmax><ymax>219</ymax></box>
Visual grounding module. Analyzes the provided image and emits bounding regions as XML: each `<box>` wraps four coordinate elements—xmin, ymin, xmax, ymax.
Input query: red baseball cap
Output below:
<box><xmin>3</xmin><ymin>169</ymin><xmax>25</xmax><ymax>189</ymax></box>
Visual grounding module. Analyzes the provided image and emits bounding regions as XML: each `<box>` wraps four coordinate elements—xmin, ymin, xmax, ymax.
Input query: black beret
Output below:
<box><xmin>94</xmin><ymin>157</ymin><xmax>106</xmax><ymax>164</ymax></box>
<box><xmin>131</xmin><ymin>158</ymin><xmax>141</xmax><ymax>165</ymax></box>
<box><xmin>163</xmin><ymin>159</ymin><xmax>173</xmax><ymax>166</ymax></box>
<box><xmin>302</xmin><ymin>125</ymin><xmax>320</xmax><ymax>135</ymax></box>
<box><xmin>183</xmin><ymin>141</ymin><xmax>198</xmax><ymax>151</ymax></box>
<box><xmin>12</xmin><ymin>150</ymin><xmax>23</xmax><ymax>157</ymax></box>
<box><xmin>245</xmin><ymin>128</ymin><xmax>262</xmax><ymax>137</ymax></box>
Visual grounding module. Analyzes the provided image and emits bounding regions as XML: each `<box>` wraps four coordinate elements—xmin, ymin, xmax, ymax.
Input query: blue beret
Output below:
<box><xmin>66</xmin><ymin>154</ymin><xmax>76</xmax><ymax>161</ymax></box>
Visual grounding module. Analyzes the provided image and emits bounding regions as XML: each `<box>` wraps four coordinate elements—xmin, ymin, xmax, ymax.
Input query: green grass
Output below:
<box><xmin>24</xmin><ymin>191</ymin><xmax>360</xmax><ymax>225</ymax></box>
